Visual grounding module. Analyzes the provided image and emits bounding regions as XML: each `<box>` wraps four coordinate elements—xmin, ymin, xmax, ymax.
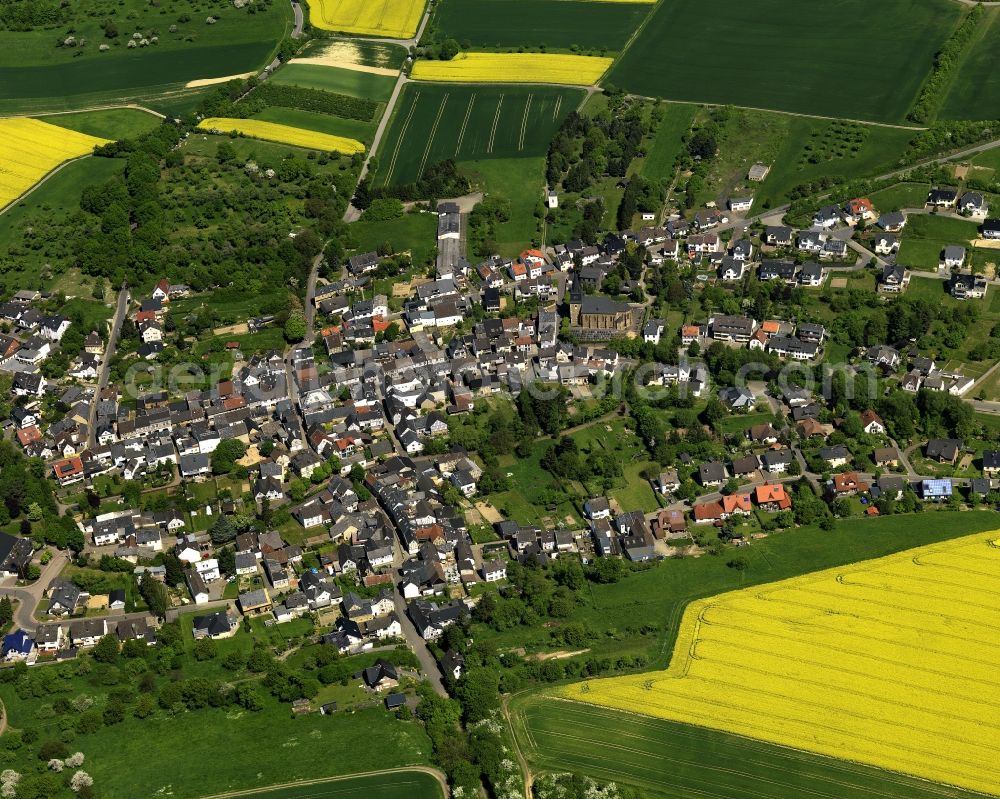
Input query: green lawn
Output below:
<box><xmin>251</xmin><ymin>106</ymin><xmax>377</xmax><ymax>144</ymax></box>
<box><xmin>39</xmin><ymin>108</ymin><xmax>163</xmax><ymax>140</ymax></box>
<box><xmin>460</xmin><ymin>157</ymin><xmax>545</xmax><ymax>256</ymax></box>
<box><xmin>429</xmin><ymin>0</ymin><xmax>652</xmax><ymax>51</ymax></box>
<box><xmin>897</xmin><ymin>214</ymin><xmax>982</xmax><ymax>271</ymax></box>
<box><xmin>370</xmin><ymin>84</ymin><xmax>583</xmax><ymax>187</ymax></box>
<box><xmin>714</xmin><ymin>411</ymin><xmax>773</xmax><ymax>435</ymax></box>
<box><xmin>488</xmin><ymin>439</ymin><xmax>584</xmax><ymax>529</ymax></box>
<box><xmin>270</xmin><ymin>63</ymin><xmax>398</xmax><ymax>101</ymax></box>
<box><xmin>868</xmin><ymin>181</ymin><xmax>931</xmax><ymax>213</ymax></box>
<box><xmin>237</xmin><ymin>772</ymin><xmax>443</xmax><ymax>799</ymax></box>
<box><xmin>608</xmin><ymin>0</ymin><xmax>961</xmax><ymax>123</ymax></box>
<box><xmin>510</xmin><ymin>696</ymin><xmax>989</xmax><ymax>799</ymax></box>
<box><xmin>348</xmin><ymin>211</ymin><xmax>438</xmax><ymax>269</ymax></box>
<box><xmin>640</xmin><ymin>103</ymin><xmax>697</xmax><ymax>184</ymax></box>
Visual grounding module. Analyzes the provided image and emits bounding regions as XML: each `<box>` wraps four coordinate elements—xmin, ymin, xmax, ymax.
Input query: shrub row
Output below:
<box><xmin>253</xmin><ymin>82</ymin><xmax>378</xmax><ymax>122</ymax></box>
<box><xmin>908</xmin><ymin>5</ymin><xmax>983</xmax><ymax>123</ymax></box>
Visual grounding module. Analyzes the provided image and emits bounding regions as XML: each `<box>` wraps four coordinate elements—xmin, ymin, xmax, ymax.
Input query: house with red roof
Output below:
<box><xmin>754</xmin><ymin>483</ymin><xmax>791</xmax><ymax>511</ymax></box>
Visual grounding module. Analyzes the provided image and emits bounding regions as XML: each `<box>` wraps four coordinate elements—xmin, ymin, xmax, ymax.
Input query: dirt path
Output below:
<box><xmin>197</xmin><ymin>767</ymin><xmax>450</xmax><ymax>799</ymax></box>
<box><xmin>501</xmin><ymin>695</ymin><xmax>533</xmax><ymax>799</ymax></box>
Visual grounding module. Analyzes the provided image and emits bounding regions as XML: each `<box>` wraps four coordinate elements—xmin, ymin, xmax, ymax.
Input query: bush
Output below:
<box><xmin>253</xmin><ymin>83</ymin><xmax>378</xmax><ymax>121</ymax></box>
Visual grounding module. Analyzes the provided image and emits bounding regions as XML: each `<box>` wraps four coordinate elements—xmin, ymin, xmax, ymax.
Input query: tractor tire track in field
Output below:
<box><xmin>518</xmin><ymin>94</ymin><xmax>533</xmax><ymax>151</ymax></box>
<box><xmin>454</xmin><ymin>93</ymin><xmax>476</xmax><ymax>157</ymax></box>
<box><xmin>418</xmin><ymin>93</ymin><xmax>449</xmax><ymax>178</ymax></box>
<box><xmin>552</xmin><ymin>94</ymin><xmax>562</xmax><ymax>121</ymax></box>
<box><xmin>487</xmin><ymin>94</ymin><xmax>504</xmax><ymax>153</ymax></box>
<box><xmin>384</xmin><ymin>91</ymin><xmax>420</xmax><ymax>186</ymax></box>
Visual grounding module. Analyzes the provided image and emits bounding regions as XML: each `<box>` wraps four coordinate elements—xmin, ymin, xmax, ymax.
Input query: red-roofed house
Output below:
<box><xmin>16</xmin><ymin>426</ymin><xmax>42</xmax><ymax>448</ymax></box>
<box><xmin>52</xmin><ymin>456</ymin><xmax>84</xmax><ymax>486</ymax></box>
<box><xmin>832</xmin><ymin>471</ymin><xmax>868</xmax><ymax>496</ymax></box>
<box><xmin>861</xmin><ymin>409</ymin><xmax>885</xmax><ymax>435</ymax></box>
<box><xmin>721</xmin><ymin>493</ymin><xmax>752</xmax><ymax>516</ymax></box>
<box><xmin>754</xmin><ymin>483</ymin><xmax>791</xmax><ymax>511</ymax></box>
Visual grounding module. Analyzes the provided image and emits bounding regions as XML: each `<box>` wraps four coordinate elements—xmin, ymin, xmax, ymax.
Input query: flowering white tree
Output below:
<box><xmin>65</xmin><ymin>753</ymin><xmax>85</xmax><ymax>768</ymax></box>
<box><xmin>70</xmin><ymin>771</ymin><xmax>94</xmax><ymax>792</ymax></box>
<box><xmin>48</xmin><ymin>759</ymin><xmax>65</xmax><ymax>772</ymax></box>
<box><xmin>0</xmin><ymin>770</ymin><xmax>21</xmax><ymax>799</ymax></box>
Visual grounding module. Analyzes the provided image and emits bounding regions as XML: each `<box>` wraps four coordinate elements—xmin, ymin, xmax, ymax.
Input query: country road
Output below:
<box><xmin>87</xmin><ymin>286</ymin><xmax>130</xmax><ymax>448</ymax></box>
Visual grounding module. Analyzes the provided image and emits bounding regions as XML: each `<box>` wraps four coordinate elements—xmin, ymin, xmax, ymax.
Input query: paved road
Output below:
<box><xmin>390</xmin><ymin>582</ymin><xmax>448</xmax><ymax>697</ymax></box>
<box><xmin>290</xmin><ymin>0</ymin><xmax>303</xmax><ymax>37</ymax></box>
<box><xmin>303</xmin><ymin>252</ymin><xmax>322</xmax><ymax>341</ymax></box>
<box><xmin>87</xmin><ymin>286</ymin><xmax>129</xmax><ymax>447</ymax></box>
<box><xmin>0</xmin><ymin>551</ymin><xmax>70</xmax><ymax>633</ymax></box>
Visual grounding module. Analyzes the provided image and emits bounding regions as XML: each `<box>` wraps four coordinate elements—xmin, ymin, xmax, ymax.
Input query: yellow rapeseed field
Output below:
<box><xmin>305</xmin><ymin>0</ymin><xmax>425</xmax><ymax>39</ymax></box>
<box><xmin>0</xmin><ymin>118</ymin><xmax>110</xmax><ymax>210</ymax></box>
<box><xmin>196</xmin><ymin>118</ymin><xmax>365</xmax><ymax>155</ymax></box>
<box><xmin>410</xmin><ymin>53</ymin><xmax>613</xmax><ymax>86</ymax></box>
<box><xmin>559</xmin><ymin>533</ymin><xmax>1000</xmax><ymax>796</ymax></box>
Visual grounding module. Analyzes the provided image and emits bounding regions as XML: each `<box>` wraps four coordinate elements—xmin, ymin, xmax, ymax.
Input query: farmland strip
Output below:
<box><xmin>518</xmin><ymin>94</ymin><xmax>533</xmax><ymax>151</ymax></box>
<box><xmin>487</xmin><ymin>94</ymin><xmax>504</xmax><ymax>154</ymax></box>
<box><xmin>454</xmin><ymin>93</ymin><xmax>476</xmax><ymax>157</ymax></box>
<box><xmin>418</xmin><ymin>93</ymin><xmax>450</xmax><ymax>179</ymax></box>
<box><xmin>384</xmin><ymin>92</ymin><xmax>420</xmax><ymax>186</ymax></box>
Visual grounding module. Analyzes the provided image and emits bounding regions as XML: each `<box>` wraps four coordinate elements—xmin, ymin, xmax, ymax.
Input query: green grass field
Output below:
<box><xmin>640</xmin><ymin>103</ymin><xmax>697</xmax><ymax>184</ymax></box>
<box><xmin>347</xmin><ymin>211</ymin><xmax>439</xmax><ymax>268</ymax></box>
<box><xmin>461</xmin><ymin>157</ymin><xmax>545</xmax><ymax>255</ymax></box>
<box><xmin>371</xmin><ymin>84</ymin><xmax>583</xmax><ymax>187</ymax></box>
<box><xmin>429</xmin><ymin>0</ymin><xmax>652</xmax><ymax>51</ymax></box>
<box><xmin>897</xmin><ymin>214</ymin><xmax>982</xmax><ymax>271</ymax></box>
<box><xmin>510</xmin><ymin>696</ymin><xmax>990</xmax><ymax>799</ymax></box>
<box><xmin>237</xmin><ymin>772</ymin><xmax>443</xmax><ymax>799</ymax></box>
<box><xmin>608</xmin><ymin>0</ymin><xmax>961</xmax><ymax>123</ymax></box>
<box><xmin>251</xmin><ymin>106</ymin><xmax>377</xmax><ymax>143</ymax></box>
<box><xmin>270</xmin><ymin>64</ymin><xmax>397</xmax><ymax>101</ymax></box>
<box><xmin>868</xmin><ymin>181</ymin><xmax>931</xmax><ymax>213</ymax></box>
<box><xmin>38</xmin><ymin>108</ymin><xmax>163</xmax><ymax>140</ymax></box>
<box><xmin>940</xmin><ymin>7</ymin><xmax>1000</xmax><ymax>120</ymax></box>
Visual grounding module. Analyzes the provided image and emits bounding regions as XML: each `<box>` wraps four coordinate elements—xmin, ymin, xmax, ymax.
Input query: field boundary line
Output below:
<box><xmin>518</xmin><ymin>94</ymin><xmax>533</xmax><ymax>151</ymax></box>
<box><xmin>418</xmin><ymin>92</ymin><xmax>449</xmax><ymax>177</ymax></box>
<box><xmin>196</xmin><ymin>767</ymin><xmax>450</xmax><ymax>799</ymax></box>
<box><xmin>384</xmin><ymin>90</ymin><xmax>420</xmax><ymax>186</ymax></box>
<box><xmin>454</xmin><ymin>93</ymin><xmax>476</xmax><ymax>157</ymax></box>
<box><xmin>487</xmin><ymin>94</ymin><xmax>504</xmax><ymax>153</ymax></box>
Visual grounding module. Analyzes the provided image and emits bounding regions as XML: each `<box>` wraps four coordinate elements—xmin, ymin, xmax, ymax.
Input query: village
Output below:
<box><xmin>3</xmin><ymin>178</ymin><xmax>1000</xmax><ymax>706</ymax></box>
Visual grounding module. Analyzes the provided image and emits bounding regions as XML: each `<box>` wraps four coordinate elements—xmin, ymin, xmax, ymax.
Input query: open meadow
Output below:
<box><xmin>37</xmin><ymin>108</ymin><xmax>163</xmax><ymax>140</ymax></box>
<box><xmin>0</xmin><ymin>117</ymin><xmax>109</xmax><ymax>209</ymax></box>
<box><xmin>270</xmin><ymin>64</ymin><xmax>397</xmax><ymax>101</ymax></box>
<box><xmin>557</xmin><ymin>532</ymin><xmax>1000</xmax><ymax>796</ymax></box>
<box><xmin>607</xmin><ymin>0</ymin><xmax>960</xmax><ymax>123</ymax></box>
<box><xmin>429</xmin><ymin>0</ymin><xmax>652</xmax><ymax>51</ymax></box>
<box><xmin>896</xmin><ymin>214</ymin><xmax>983</xmax><ymax>271</ymax></box>
<box><xmin>370</xmin><ymin>84</ymin><xmax>582</xmax><ymax>187</ymax></box>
